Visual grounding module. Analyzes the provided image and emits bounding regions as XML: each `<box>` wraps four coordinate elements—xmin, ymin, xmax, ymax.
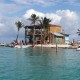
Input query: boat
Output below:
<box><xmin>76</xmin><ymin>45</ymin><xmax>80</xmax><ymax>51</ymax></box>
<box><xmin>14</xmin><ymin>45</ymin><xmax>31</xmax><ymax>48</ymax></box>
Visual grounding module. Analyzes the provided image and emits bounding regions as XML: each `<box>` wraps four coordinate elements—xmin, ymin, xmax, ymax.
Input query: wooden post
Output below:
<box><xmin>56</xmin><ymin>37</ymin><xmax>58</xmax><ymax>52</ymax></box>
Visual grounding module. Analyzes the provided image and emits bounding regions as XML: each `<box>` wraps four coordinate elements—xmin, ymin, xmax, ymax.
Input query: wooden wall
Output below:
<box><xmin>50</xmin><ymin>25</ymin><xmax>62</xmax><ymax>33</ymax></box>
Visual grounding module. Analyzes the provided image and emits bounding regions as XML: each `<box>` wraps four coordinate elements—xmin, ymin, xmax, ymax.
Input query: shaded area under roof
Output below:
<box><xmin>61</xmin><ymin>33</ymin><xmax>70</xmax><ymax>36</ymax></box>
<box><xmin>25</xmin><ymin>24</ymin><xmax>61</xmax><ymax>29</ymax></box>
<box><xmin>25</xmin><ymin>25</ymin><xmax>42</xmax><ymax>29</ymax></box>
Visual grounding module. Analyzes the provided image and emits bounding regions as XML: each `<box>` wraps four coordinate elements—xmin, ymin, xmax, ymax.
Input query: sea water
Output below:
<box><xmin>0</xmin><ymin>47</ymin><xmax>80</xmax><ymax>80</ymax></box>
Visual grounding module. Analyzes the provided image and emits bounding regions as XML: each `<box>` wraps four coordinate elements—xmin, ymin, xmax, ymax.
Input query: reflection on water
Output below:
<box><xmin>0</xmin><ymin>47</ymin><xmax>80</xmax><ymax>80</ymax></box>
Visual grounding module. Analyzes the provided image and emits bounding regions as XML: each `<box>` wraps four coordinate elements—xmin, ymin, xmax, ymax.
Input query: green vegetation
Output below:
<box><xmin>77</xmin><ymin>29</ymin><xmax>80</xmax><ymax>36</ymax></box>
<box><xmin>15</xmin><ymin>21</ymin><xmax>23</xmax><ymax>41</ymax></box>
<box><xmin>39</xmin><ymin>17</ymin><xmax>51</xmax><ymax>44</ymax></box>
<box><xmin>28</xmin><ymin>14</ymin><xmax>39</xmax><ymax>46</ymax></box>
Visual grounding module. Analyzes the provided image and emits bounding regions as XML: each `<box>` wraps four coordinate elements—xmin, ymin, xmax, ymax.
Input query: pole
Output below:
<box><xmin>56</xmin><ymin>37</ymin><xmax>58</xmax><ymax>53</ymax></box>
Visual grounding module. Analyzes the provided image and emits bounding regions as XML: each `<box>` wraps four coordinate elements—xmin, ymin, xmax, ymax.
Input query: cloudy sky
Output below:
<box><xmin>0</xmin><ymin>0</ymin><xmax>80</xmax><ymax>43</ymax></box>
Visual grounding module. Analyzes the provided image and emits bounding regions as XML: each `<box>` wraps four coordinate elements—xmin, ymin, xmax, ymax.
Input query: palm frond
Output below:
<box><xmin>15</xmin><ymin>21</ymin><xmax>23</xmax><ymax>31</ymax></box>
<box><xmin>28</xmin><ymin>14</ymin><xmax>39</xmax><ymax>25</ymax></box>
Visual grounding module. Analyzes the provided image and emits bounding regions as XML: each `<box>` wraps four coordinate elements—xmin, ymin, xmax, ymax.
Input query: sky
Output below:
<box><xmin>0</xmin><ymin>0</ymin><xmax>80</xmax><ymax>43</ymax></box>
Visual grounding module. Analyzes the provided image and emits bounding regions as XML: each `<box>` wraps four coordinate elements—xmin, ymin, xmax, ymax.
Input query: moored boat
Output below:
<box><xmin>14</xmin><ymin>45</ymin><xmax>31</xmax><ymax>48</ymax></box>
<box><xmin>76</xmin><ymin>45</ymin><xmax>80</xmax><ymax>51</ymax></box>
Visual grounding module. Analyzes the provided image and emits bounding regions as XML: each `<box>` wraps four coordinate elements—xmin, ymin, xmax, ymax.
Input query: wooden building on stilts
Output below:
<box><xmin>24</xmin><ymin>24</ymin><xmax>70</xmax><ymax>45</ymax></box>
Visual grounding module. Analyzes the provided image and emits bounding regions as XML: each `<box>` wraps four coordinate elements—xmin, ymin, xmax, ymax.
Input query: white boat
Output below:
<box><xmin>76</xmin><ymin>45</ymin><xmax>80</xmax><ymax>51</ymax></box>
<box><xmin>14</xmin><ymin>45</ymin><xmax>31</xmax><ymax>48</ymax></box>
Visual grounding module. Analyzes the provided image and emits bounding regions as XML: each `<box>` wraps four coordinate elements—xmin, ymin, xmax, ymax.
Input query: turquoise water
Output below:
<box><xmin>0</xmin><ymin>47</ymin><xmax>80</xmax><ymax>80</ymax></box>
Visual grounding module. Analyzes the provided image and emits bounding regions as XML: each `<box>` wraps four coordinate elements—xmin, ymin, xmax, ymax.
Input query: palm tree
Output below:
<box><xmin>28</xmin><ymin>14</ymin><xmax>39</xmax><ymax>46</ymax></box>
<box><xmin>15</xmin><ymin>21</ymin><xmax>23</xmax><ymax>41</ymax></box>
<box><xmin>39</xmin><ymin>17</ymin><xmax>51</xmax><ymax>44</ymax></box>
<box><xmin>77</xmin><ymin>29</ymin><xmax>80</xmax><ymax>42</ymax></box>
<box><xmin>77</xmin><ymin>29</ymin><xmax>80</xmax><ymax>36</ymax></box>
<box><xmin>38</xmin><ymin>19</ymin><xmax>43</xmax><ymax>47</ymax></box>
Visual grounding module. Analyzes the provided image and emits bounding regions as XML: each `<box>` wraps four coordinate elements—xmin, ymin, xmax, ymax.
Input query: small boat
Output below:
<box><xmin>76</xmin><ymin>45</ymin><xmax>80</xmax><ymax>51</ymax></box>
<box><xmin>14</xmin><ymin>45</ymin><xmax>31</xmax><ymax>48</ymax></box>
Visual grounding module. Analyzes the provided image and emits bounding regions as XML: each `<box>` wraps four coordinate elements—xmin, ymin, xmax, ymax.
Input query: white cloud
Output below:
<box><xmin>0</xmin><ymin>23</ymin><xmax>4</xmax><ymax>27</ymax></box>
<box><xmin>23</xmin><ymin>9</ymin><xmax>45</xmax><ymax>19</ymax></box>
<box><xmin>56</xmin><ymin>10</ymin><xmax>78</xmax><ymax>20</ymax></box>
<box><xmin>33</xmin><ymin>0</ymin><xmax>54</xmax><ymax>6</ymax></box>
<box><xmin>13</xmin><ymin>0</ymin><xmax>80</xmax><ymax>7</ymax></box>
<box><xmin>13</xmin><ymin>0</ymin><xmax>56</xmax><ymax>6</ymax></box>
<box><xmin>56</xmin><ymin>9</ymin><xmax>78</xmax><ymax>30</ymax></box>
<box><xmin>45</xmin><ymin>13</ymin><xmax>61</xmax><ymax>24</ymax></box>
<box><xmin>0</xmin><ymin>0</ymin><xmax>80</xmax><ymax>10</ymax></box>
<box><xmin>14</xmin><ymin>0</ymin><xmax>30</xmax><ymax>5</ymax></box>
<box><xmin>64</xmin><ymin>0</ymin><xmax>80</xmax><ymax>6</ymax></box>
<box><xmin>23</xmin><ymin>9</ymin><xmax>61</xmax><ymax>24</ymax></box>
<box><xmin>0</xmin><ymin>15</ymin><xmax>25</xmax><ymax>42</ymax></box>
<box><xmin>23</xmin><ymin>9</ymin><xmax>78</xmax><ymax>25</ymax></box>
<box><xmin>0</xmin><ymin>23</ymin><xmax>5</xmax><ymax>34</ymax></box>
<box><xmin>0</xmin><ymin>3</ymin><xmax>23</xmax><ymax>13</ymax></box>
